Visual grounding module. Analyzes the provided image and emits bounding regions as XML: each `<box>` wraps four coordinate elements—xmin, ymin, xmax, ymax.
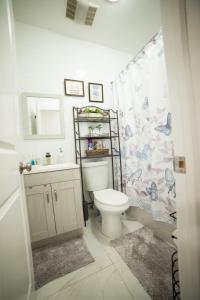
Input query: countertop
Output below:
<box><xmin>23</xmin><ymin>163</ymin><xmax>79</xmax><ymax>175</ymax></box>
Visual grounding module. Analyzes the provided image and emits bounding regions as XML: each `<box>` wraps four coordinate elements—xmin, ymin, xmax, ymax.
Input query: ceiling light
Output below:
<box><xmin>106</xmin><ymin>0</ymin><xmax>120</xmax><ymax>3</ymax></box>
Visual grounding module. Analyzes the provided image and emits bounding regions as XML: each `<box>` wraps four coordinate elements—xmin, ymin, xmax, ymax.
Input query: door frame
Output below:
<box><xmin>20</xmin><ymin>177</ymin><xmax>36</xmax><ymax>299</ymax></box>
<box><xmin>161</xmin><ymin>0</ymin><xmax>200</xmax><ymax>299</ymax></box>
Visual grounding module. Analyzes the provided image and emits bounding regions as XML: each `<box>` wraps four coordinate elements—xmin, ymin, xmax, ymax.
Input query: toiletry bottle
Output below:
<box><xmin>57</xmin><ymin>147</ymin><xmax>64</xmax><ymax>164</ymax></box>
<box><xmin>35</xmin><ymin>158</ymin><xmax>41</xmax><ymax>165</ymax></box>
<box><xmin>88</xmin><ymin>138</ymin><xmax>93</xmax><ymax>150</ymax></box>
<box><xmin>45</xmin><ymin>152</ymin><xmax>51</xmax><ymax>165</ymax></box>
<box><xmin>93</xmin><ymin>140</ymin><xmax>98</xmax><ymax>150</ymax></box>
<box><xmin>31</xmin><ymin>153</ymin><xmax>38</xmax><ymax>165</ymax></box>
<box><xmin>31</xmin><ymin>159</ymin><xmax>36</xmax><ymax>166</ymax></box>
<box><xmin>97</xmin><ymin>140</ymin><xmax>102</xmax><ymax>149</ymax></box>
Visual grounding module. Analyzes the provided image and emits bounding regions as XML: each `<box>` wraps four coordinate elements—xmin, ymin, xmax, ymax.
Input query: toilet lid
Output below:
<box><xmin>94</xmin><ymin>189</ymin><xmax>128</xmax><ymax>206</ymax></box>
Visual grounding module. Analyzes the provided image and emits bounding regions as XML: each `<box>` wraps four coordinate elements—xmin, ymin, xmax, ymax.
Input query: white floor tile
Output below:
<box><xmin>46</xmin><ymin>265</ymin><xmax>134</xmax><ymax>300</ymax></box>
<box><xmin>36</xmin><ymin>217</ymin><xmax>147</xmax><ymax>300</ymax></box>
<box><xmin>113</xmin><ymin>261</ymin><xmax>151</xmax><ymax>300</ymax></box>
<box><xmin>36</xmin><ymin>222</ymin><xmax>112</xmax><ymax>300</ymax></box>
<box><xmin>102</xmin><ymin>245</ymin><xmax>122</xmax><ymax>263</ymax></box>
<box><xmin>122</xmin><ymin>219</ymin><xmax>144</xmax><ymax>234</ymax></box>
<box><xmin>36</xmin><ymin>256</ymin><xmax>111</xmax><ymax>300</ymax></box>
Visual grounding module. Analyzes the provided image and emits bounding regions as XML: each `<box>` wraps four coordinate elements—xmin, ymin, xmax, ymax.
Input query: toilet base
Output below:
<box><xmin>101</xmin><ymin>212</ymin><xmax>122</xmax><ymax>239</ymax></box>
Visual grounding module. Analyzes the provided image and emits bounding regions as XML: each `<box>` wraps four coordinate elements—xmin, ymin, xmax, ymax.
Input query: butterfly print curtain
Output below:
<box><xmin>112</xmin><ymin>32</ymin><xmax>176</xmax><ymax>223</ymax></box>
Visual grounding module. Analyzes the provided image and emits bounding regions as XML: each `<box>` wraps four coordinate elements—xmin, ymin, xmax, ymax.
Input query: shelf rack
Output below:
<box><xmin>73</xmin><ymin>106</ymin><xmax>123</xmax><ymax>224</ymax></box>
<box><xmin>170</xmin><ymin>211</ymin><xmax>181</xmax><ymax>300</ymax></box>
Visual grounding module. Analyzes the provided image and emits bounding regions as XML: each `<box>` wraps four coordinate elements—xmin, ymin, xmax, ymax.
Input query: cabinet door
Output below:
<box><xmin>52</xmin><ymin>181</ymin><xmax>84</xmax><ymax>235</ymax></box>
<box><xmin>26</xmin><ymin>184</ymin><xmax>56</xmax><ymax>242</ymax></box>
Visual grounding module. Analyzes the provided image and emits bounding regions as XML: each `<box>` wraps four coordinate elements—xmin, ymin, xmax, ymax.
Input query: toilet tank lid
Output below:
<box><xmin>82</xmin><ymin>161</ymin><xmax>108</xmax><ymax>168</ymax></box>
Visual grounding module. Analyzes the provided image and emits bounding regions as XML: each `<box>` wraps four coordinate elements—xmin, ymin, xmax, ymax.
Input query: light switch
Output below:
<box><xmin>173</xmin><ymin>156</ymin><xmax>186</xmax><ymax>173</ymax></box>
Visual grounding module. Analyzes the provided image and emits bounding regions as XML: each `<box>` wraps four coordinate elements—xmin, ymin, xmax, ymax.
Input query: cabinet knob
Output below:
<box><xmin>54</xmin><ymin>190</ymin><xmax>58</xmax><ymax>201</ymax></box>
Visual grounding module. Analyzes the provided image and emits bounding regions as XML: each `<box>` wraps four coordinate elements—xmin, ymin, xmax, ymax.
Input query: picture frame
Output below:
<box><xmin>88</xmin><ymin>82</ymin><xmax>104</xmax><ymax>103</ymax></box>
<box><xmin>64</xmin><ymin>79</ymin><xmax>85</xmax><ymax>97</ymax></box>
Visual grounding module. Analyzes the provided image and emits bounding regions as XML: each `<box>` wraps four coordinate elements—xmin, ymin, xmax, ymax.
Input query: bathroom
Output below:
<box><xmin>0</xmin><ymin>0</ymin><xmax>200</xmax><ymax>300</ymax></box>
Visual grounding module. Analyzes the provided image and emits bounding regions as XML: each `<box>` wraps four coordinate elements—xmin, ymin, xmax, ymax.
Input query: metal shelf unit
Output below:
<box><xmin>73</xmin><ymin>106</ymin><xmax>123</xmax><ymax>224</ymax></box>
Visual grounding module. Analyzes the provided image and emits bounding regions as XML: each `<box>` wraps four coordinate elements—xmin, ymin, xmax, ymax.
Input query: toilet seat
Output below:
<box><xmin>94</xmin><ymin>189</ymin><xmax>128</xmax><ymax>207</ymax></box>
<box><xmin>94</xmin><ymin>189</ymin><xmax>129</xmax><ymax>239</ymax></box>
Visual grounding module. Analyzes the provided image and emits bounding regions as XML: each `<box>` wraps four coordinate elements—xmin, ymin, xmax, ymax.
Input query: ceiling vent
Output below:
<box><xmin>66</xmin><ymin>0</ymin><xmax>99</xmax><ymax>26</ymax></box>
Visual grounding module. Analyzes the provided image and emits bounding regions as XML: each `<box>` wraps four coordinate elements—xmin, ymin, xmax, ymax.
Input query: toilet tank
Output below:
<box><xmin>82</xmin><ymin>161</ymin><xmax>108</xmax><ymax>191</ymax></box>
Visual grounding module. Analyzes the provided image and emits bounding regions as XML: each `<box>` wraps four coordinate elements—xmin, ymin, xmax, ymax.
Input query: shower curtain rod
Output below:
<box><xmin>110</xmin><ymin>30</ymin><xmax>160</xmax><ymax>84</ymax></box>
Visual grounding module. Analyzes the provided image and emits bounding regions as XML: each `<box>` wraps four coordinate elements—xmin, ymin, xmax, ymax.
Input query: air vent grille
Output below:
<box><xmin>66</xmin><ymin>0</ymin><xmax>77</xmax><ymax>20</ymax></box>
<box><xmin>66</xmin><ymin>0</ymin><xmax>99</xmax><ymax>26</ymax></box>
<box><xmin>85</xmin><ymin>6</ymin><xmax>97</xmax><ymax>25</ymax></box>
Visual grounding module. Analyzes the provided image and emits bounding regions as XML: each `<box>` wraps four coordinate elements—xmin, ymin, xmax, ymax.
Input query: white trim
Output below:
<box><xmin>0</xmin><ymin>188</ymin><xmax>19</xmax><ymax>219</ymax></box>
<box><xmin>20</xmin><ymin>177</ymin><xmax>36</xmax><ymax>299</ymax></box>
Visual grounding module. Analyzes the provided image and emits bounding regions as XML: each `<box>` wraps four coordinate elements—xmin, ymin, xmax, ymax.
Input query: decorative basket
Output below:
<box><xmin>78</xmin><ymin>112</ymin><xmax>109</xmax><ymax>118</ymax></box>
<box><xmin>78</xmin><ymin>112</ymin><xmax>103</xmax><ymax>118</ymax></box>
<box><xmin>85</xmin><ymin>149</ymin><xmax>109</xmax><ymax>157</ymax></box>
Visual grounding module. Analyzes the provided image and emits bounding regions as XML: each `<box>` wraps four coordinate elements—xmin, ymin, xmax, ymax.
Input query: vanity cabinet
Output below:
<box><xmin>26</xmin><ymin>184</ymin><xmax>56</xmax><ymax>242</ymax></box>
<box><xmin>24</xmin><ymin>166</ymin><xmax>84</xmax><ymax>244</ymax></box>
<box><xmin>51</xmin><ymin>181</ymin><xmax>83</xmax><ymax>235</ymax></box>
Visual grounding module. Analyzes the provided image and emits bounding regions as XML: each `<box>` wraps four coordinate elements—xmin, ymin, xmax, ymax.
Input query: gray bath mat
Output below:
<box><xmin>32</xmin><ymin>237</ymin><xmax>95</xmax><ymax>289</ymax></box>
<box><xmin>111</xmin><ymin>227</ymin><xmax>175</xmax><ymax>300</ymax></box>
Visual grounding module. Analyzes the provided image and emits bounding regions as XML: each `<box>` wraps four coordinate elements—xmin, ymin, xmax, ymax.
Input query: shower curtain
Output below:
<box><xmin>112</xmin><ymin>31</ymin><xmax>175</xmax><ymax>223</ymax></box>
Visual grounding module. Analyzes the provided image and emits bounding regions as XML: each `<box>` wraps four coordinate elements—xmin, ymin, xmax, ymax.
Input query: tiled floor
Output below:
<box><xmin>36</xmin><ymin>218</ymin><xmax>151</xmax><ymax>300</ymax></box>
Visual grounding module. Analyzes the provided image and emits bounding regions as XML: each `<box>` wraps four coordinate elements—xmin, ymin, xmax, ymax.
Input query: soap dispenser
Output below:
<box><xmin>45</xmin><ymin>152</ymin><xmax>51</xmax><ymax>165</ymax></box>
<box><xmin>57</xmin><ymin>147</ymin><xmax>64</xmax><ymax>164</ymax></box>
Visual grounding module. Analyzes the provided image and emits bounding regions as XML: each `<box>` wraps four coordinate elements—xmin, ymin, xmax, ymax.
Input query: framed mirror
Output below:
<box><xmin>21</xmin><ymin>93</ymin><xmax>65</xmax><ymax>139</ymax></box>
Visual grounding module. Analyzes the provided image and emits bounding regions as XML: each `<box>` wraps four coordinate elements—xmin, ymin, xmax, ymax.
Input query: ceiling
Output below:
<box><xmin>12</xmin><ymin>0</ymin><xmax>161</xmax><ymax>55</ymax></box>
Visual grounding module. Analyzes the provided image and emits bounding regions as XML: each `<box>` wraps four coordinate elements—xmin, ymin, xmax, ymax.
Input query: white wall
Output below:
<box><xmin>15</xmin><ymin>22</ymin><xmax>131</xmax><ymax>163</ymax></box>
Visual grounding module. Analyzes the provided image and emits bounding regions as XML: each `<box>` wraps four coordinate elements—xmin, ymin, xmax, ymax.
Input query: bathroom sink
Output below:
<box><xmin>23</xmin><ymin>163</ymin><xmax>79</xmax><ymax>175</ymax></box>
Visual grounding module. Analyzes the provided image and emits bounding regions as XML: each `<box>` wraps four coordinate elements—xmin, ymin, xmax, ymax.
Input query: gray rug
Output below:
<box><xmin>32</xmin><ymin>237</ymin><xmax>95</xmax><ymax>289</ymax></box>
<box><xmin>111</xmin><ymin>227</ymin><xmax>175</xmax><ymax>300</ymax></box>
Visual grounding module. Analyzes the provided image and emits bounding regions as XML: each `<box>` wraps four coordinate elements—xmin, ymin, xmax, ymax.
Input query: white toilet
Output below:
<box><xmin>82</xmin><ymin>161</ymin><xmax>129</xmax><ymax>239</ymax></box>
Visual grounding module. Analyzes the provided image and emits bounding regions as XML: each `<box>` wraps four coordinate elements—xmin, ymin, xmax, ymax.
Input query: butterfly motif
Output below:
<box><xmin>151</xmin><ymin>167</ymin><xmax>163</xmax><ymax>175</ymax></box>
<box><xmin>155</xmin><ymin>112</ymin><xmax>172</xmax><ymax>136</ymax></box>
<box><xmin>165</xmin><ymin>168</ymin><xmax>176</xmax><ymax>198</ymax></box>
<box><xmin>134</xmin><ymin>84</ymin><xmax>142</xmax><ymax>92</ymax></box>
<box><xmin>146</xmin><ymin>182</ymin><xmax>158</xmax><ymax>201</ymax></box>
<box><xmin>135</xmin><ymin>144</ymin><xmax>150</xmax><ymax>160</ymax></box>
<box><xmin>127</xmin><ymin>169</ymin><xmax>142</xmax><ymax>185</ymax></box>
<box><xmin>157</xmin><ymin>107</ymin><xmax>166</xmax><ymax>114</ymax></box>
<box><xmin>124</xmin><ymin>124</ymin><xmax>133</xmax><ymax>140</ymax></box>
<box><xmin>128</xmin><ymin>106</ymin><xmax>134</xmax><ymax>112</ymax></box>
<box><xmin>142</xmin><ymin>97</ymin><xmax>149</xmax><ymax>110</ymax></box>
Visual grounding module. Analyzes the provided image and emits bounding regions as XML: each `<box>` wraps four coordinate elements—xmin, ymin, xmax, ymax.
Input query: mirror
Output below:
<box><xmin>22</xmin><ymin>93</ymin><xmax>64</xmax><ymax>139</ymax></box>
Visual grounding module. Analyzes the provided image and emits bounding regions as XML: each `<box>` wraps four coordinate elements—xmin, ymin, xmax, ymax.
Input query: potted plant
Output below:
<box><xmin>88</xmin><ymin>125</ymin><xmax>94</xmax><ymax>136</ymax></box>
<box><xmin>96</xmin><ymin>124</ymin><xmax>103</xmax><ymax>136</ymax></box>
<box><xmin>79</xmin><ymin>107</ymin><xmax>108</xmax><ymax>118</ymax></box>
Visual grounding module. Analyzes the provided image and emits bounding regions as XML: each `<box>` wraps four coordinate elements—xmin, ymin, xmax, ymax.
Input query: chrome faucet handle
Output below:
<box><xmin>19</xmin><ymin>162</ymin><xmax>32</xmax><ymax>174</ymax></box>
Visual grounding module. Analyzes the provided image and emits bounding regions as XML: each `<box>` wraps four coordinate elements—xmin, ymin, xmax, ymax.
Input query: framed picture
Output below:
<box><xmin>88</xmin><ymin>83</ymin><xmax>104</xmax><ymax>103</ymax></box>
<box><xmin>64</xmin><ymin>79</ymin><xmax>85</xmax><ymax>97</ymax></box>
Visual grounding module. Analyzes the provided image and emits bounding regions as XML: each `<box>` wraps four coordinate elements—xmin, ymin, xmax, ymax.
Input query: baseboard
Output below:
<box><xmin>126</xmin><ymin>206</ymin><xmax>176</xmax><ymax>245</ymax></box>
